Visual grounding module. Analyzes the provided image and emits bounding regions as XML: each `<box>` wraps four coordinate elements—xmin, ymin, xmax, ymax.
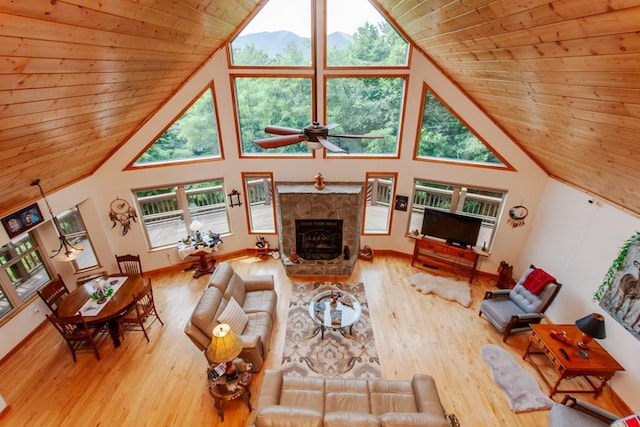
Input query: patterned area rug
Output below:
<box><xmin>281</xmin><ymin>281</ymin><xmax>381</xmax><ymax>378</ymax></box>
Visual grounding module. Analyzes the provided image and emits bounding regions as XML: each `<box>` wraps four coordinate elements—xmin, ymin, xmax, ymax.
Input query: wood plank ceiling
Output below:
<box><xmin>1</xmin><ymin>0</ymin><xmax>639</xmax><ymax>217</ymax></box>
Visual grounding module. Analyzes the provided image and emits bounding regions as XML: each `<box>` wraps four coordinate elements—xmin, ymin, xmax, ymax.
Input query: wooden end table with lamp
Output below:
<box><xmin>522</xmin><ymin>315</ymin><xmax>624</xmax><ymax>398</ymax></box>
<box><xmin>205</xmin><ymin>324</ymin><xmax>252</xmax><ymax>422</ymax></box>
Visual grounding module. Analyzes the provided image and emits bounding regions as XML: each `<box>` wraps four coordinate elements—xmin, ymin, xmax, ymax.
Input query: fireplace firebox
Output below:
<box><xmin>295</xmin><ymin>219</ymin><xmax>343</xmax><ymax>260</ymax></box>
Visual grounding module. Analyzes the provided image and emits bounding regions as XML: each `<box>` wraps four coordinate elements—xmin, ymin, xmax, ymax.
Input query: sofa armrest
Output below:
<box><xmin>483</xmin><ymin>289</ymin><xmax>511</xmax><ymax>300</ymax></box>
<box><xmin>412</xmin><ymin>374</ymin><xmax>446</xmax><ymax>417</ymax></box>
<box><xmin>512</xmin><ymin>313</ymin><xmax>544</xmax><ymax>320</ymax></box>
<box><xmin>256</xmin><ymin>369</ymin><xmax>283</xmax><ymax>410</ymax></box>
<box><xmin>244</xmin><ymin>274</ymin><xmax>275</xmax><ymax>292</ymax></box>
<box><xmin>561</xmin><ymin>395</ymin><xmax>619</xmax><ymax>423</ymax></box>
<box><xmin>184</xmin><ymin>322</ymin><xmax>210</xmax><ymax>351</ymax></box>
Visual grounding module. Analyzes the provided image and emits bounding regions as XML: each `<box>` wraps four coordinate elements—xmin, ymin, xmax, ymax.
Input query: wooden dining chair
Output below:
<box><xmin>37</xmin><ymin>274</ymin><xmax>69</xmax><ymax>315</ymax></box>
<box><xmin>115</xmin><ymin>254</ymin><xmax>143</xmax><ymax>276</ymax></box>
<box><xmin>47</xmin><ymin>313</ymin><xmax>108</xmax><ymax>362</ymax></box>
<box><xmin>76</xmin><ymin>270</ymin><xmax>108</xmax><ymax>285</ymax></box>
<box><xmin>120</xmin><ymin>279</ymin><xmax>164</xmax><ymax>342</ymax></box>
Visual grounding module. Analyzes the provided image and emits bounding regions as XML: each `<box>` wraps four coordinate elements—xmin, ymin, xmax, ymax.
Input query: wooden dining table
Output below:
<box><xmin>58</xmin><ymin>275</ymin><xmax>144</xmax><ymax>348</ymax></box>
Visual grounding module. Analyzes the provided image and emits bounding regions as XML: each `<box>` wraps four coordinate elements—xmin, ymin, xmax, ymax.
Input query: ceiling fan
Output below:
<box><xmin>253</xmin><ymin>122</ymin><xmax>383</xmax><ymax>154</ymax></box>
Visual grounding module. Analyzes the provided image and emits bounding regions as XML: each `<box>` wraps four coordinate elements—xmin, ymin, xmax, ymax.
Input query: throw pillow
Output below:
<box><xmin>217</xmin><ymin>297</ymin><xmax>248</xmax><ymax>335</ymax></box>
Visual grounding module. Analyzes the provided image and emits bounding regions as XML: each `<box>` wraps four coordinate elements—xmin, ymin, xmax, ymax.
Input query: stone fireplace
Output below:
<box><xmin>296</xmin><ymin>219</ymin><xmax>343</xmax><ymax>260</ymax></box>
<box><xmin>276</xmin><ymin>182</ymin><xmax>363</xmax><ymax>276</ymax></box>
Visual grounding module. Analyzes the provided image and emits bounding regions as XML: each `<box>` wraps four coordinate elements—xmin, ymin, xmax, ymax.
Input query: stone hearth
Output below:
<box><xmin>276</xmin><ymin>182</ymin><xmax>364</xmax><ymax>276</ymax></box>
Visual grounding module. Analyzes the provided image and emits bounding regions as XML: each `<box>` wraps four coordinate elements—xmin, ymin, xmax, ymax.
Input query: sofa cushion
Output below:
<box><xmin>379</xmin><ymin>413</ymin><xmax>449</xmax><ymax>427</ymax></box>
<box><xmin>255</xmin><ymin>406</ymin><xmax>323</xmax><ymax>427</ymax></box>
<box><xmin>243</xmin><ymin>312</ymin><xmax>272</xmax><ymax>344</ymax></box>
<box><xmin>242</xmin><ymin>289</ymin><xmax>278</xmax><ymax>318</ymax></box>
<box><xmin>225</xmin><ymin>271</ymin><xmax>247</xmax><ymax>305</ymax></box>
<box><xmin>369</xmin><ymin>379</ymin><xmax>418</xmax><ymax>415</ymax></box>
<box><xmin>191</xmin><ymin>287</ymin><xmax>225</xmax><ymax>338</ymax></box>
<box><xmin>217</xmin><ymin>297</ymin><xmax>248</xmax><ymax>334</ymax></box>
<box><xmin>324</xmin><ymin>412</ymin><xmax>379</xmax><ymax>427</ymax></box>
<box><xmin>279</xmin><ymin>376</ymin><xmax>325</xmax><ymax>412</ymax></box>
<box><xmin>325</xmin><ymin>378</ymin><xmax>371</xmax><ymax>413</ymax></box>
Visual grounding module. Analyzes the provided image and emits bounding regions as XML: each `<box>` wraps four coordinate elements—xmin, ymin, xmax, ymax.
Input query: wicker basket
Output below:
<box><xmin>359</xmin><ymin>245</ymin><xmax>374</xmax><ymax>261</ymax></box>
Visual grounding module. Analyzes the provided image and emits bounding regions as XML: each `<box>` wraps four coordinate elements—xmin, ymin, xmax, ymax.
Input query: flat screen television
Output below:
<box><xmin>421</xmin><ymin>208</ymin><xmax>482</xmax><ymax>248</ymax></box>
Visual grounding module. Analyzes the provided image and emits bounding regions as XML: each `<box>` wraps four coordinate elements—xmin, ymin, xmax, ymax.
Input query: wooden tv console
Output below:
<box><xmin>411</xmin><ymin>237</ymin><xmax>482</xmax><ymax>283</ymax></box>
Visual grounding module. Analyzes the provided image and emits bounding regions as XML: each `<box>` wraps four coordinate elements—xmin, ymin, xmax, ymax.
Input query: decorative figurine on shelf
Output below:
<box><xmin>289</xmin><ymin>249</ymin><xmax>298</xmax><ymax>263</ymax></box>
<box><xmin>314</xmin><ymin>172</ymin><xmax>325</xmax><ymax>190</ymax></box>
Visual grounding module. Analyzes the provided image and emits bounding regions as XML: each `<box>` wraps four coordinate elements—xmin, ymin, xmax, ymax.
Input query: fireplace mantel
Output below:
<box><xmin>276</xmin><ymin>182</ymin><xmax>364</xmax><ymax>276</ymax></box>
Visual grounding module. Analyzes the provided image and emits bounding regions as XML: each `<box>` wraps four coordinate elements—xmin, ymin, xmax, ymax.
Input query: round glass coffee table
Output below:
<box><xmin>308</xmin><ymin>290</ymin><xmax>362</xmax><ymax>339</ymax></box>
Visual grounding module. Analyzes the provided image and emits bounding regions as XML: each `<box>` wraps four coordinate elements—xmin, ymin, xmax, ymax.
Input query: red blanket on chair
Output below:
<box><xmin>522</xmin><ymin>268</ymin><xmax>555</xmax><ymax>295</ymax></box>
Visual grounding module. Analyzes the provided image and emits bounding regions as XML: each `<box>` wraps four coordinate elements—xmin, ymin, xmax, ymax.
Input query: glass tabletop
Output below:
<box><xmin>308</xmin><ymin>290</ymin><xmax>362</xmax><ymax>329</ymax></box>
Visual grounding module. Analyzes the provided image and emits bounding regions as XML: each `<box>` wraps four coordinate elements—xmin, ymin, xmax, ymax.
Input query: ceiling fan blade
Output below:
<box><xmin>264</xmin><ymin>125</ymin><xmax>303</xmax><ymax>135</ymax></box>
<box><xmin>328</xmin><ymin>133</ymin><xmax>384</xmax><ymax>139</ymax></box>
<box><xmin>317</xmin><ymin>136</ymin><xmax>348</xmax><ymax>154</ymax></box>
<box><xmin>325</xmin><ymin>123</ymin><xmax>339</xmax><ymax>130</ymax></box>
<box><xmin>254</xmin><ymin>134</ymin><xmax>308</xmax><ymax>149</ymax></box>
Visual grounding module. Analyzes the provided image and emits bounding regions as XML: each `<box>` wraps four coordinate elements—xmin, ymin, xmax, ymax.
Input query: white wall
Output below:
<box><xmin>518</xmin><ymin>179</ymin><xmax>640</xmax><ymax>410</ymax></box>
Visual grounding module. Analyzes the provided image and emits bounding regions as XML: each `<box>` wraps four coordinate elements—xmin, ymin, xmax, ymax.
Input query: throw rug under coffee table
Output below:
<box><xmin>281</xmin><ymin>281</ymin><xmax>381</xmax><ymax>379</ymax></box>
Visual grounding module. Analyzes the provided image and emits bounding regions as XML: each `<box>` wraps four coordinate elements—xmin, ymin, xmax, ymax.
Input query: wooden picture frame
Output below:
<box><xmin>1</xmin><ymin>203</ymin><xmax>44</xmax><ymax>238</ymax></box>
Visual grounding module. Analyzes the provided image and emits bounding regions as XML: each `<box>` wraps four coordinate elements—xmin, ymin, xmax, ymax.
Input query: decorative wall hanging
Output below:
<box><xmin>595</xmin><ymin>230</ymin><xmax>640</xmax><ymax>341</ymax></box>
<box><xmin>394</xmin><ymin>195</ymin><xmax>408</xmax><ymax>211</ymax></box>
<box><xmin>1</xmin><ymin>203</ymin><xmax>44</xmax><ymax>238</ymax></box>
<box><xmin>108</xmin><ymin>197</ymin><xmax>137</xmax><ymax>235</ymax></box>
<box><xmin>228</xmin><ymin>189</ymin><xmax>242</xmax><ymax>207</ymax></box>
<box><xmin>507</xmin><ymin>204</ymin><xmax>528</xmax><ymax>228</ymax></box>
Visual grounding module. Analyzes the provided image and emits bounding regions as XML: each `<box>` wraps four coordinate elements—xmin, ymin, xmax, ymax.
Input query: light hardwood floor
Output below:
<box><xmin>0</xmin><ymin>253</ymin><xmax>630</xmax><ymax>426</ymax></box>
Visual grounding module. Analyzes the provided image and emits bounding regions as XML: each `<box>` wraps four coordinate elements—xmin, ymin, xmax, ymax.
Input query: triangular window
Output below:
<box><xmin>416</xmin><ymin>86</ymin><xmax>506</xmax><ymax>167</ymax></box>
<box><xmin>131</xmin><ymin>87</ymin><xmax>222</xmax><ymax>166</ymax></box>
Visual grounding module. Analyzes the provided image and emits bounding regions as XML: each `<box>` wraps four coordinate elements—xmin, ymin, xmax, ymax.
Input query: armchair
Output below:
<box><xmin>550</xmin><ymin>395</ymin><xmax>625</xmax><ymax>427</ymax></box>
<box><xmin>479</xmin><ymin>264</ymin><xmax>561</xmax><ymax>342</ymax></box>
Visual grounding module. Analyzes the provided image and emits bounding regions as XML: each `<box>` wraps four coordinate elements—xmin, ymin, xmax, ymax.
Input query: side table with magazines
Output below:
<box><xmin>207</xmin><ymin>359</ymin><xmax>253</xmax><ymax>421</ymax></box>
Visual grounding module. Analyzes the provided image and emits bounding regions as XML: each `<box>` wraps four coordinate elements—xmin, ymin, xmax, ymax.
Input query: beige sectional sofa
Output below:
<box><xmin>252</xmin><ymin>369</ymin><xmax>457</xmax><ymax>427</ymax></box>
<box><xmin>184</xmin><ymin>262</ymin><xmax>277</xmax><ymax>372</ymax></box>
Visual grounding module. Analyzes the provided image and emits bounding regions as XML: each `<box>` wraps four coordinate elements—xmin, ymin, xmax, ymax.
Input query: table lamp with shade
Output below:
<box><xmin>206</xmin><ymin>323</ymin><xmax>243</xmax><ymax>375</ymax></box>
<box><xmin>190</xmin><ymin>220</ymin><xmax>204</xmax><ymax>242</ymax></box>
<box><xmin>575</xmin><ymin>312</ymin><xmax>606</xmax><ymax>349</ymax></box>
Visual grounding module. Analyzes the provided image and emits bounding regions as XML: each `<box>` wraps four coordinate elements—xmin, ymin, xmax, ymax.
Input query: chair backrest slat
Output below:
<box><xmin>115</xmin><ymin>254</ymin><xmax>143</xmax><ymax>276</ymax></box>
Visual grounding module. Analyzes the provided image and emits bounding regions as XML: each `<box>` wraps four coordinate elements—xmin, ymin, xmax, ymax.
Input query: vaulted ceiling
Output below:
<box><xmin>1</xmin><ymin>0</ymin><xmax>639</xmax><ymax>217</ymax></box>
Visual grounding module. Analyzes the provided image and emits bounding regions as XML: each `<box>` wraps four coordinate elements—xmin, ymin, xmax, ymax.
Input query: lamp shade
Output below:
<box><xmin>205</xmin><ymin>323</ymin><xmax>243</xmax><ymax>364</ymax></box>
<box><xmin>575</xmin><ymin>313</ymin><xmax>606</xmax><ymax>340</ymax></box>
<box><xmin>189</xmin><ymin>220</ymin><xmax>204</xmax><ymax>232</ymax></box>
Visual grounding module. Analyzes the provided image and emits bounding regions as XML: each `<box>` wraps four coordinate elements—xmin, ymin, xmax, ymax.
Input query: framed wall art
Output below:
<box><xmin>1</xmin><ymin>203</ymin><xmax>44</xmax><ymax>238</ymax></box>
<box><xmin>394</xmin><ymin>195</ymin><xmax>408</xmax><ymax>211</ymax></box>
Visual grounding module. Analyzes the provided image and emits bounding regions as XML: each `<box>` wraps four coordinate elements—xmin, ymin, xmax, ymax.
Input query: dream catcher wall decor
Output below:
<box><xmin>109</xmin><ymin>197</ymin><xmax>138</xmax><ymax>235</ymax></box>
<box><xmin>507</xmin><ymin>204</ymin><xmax>529</xmax><ymax>228</ymax></box>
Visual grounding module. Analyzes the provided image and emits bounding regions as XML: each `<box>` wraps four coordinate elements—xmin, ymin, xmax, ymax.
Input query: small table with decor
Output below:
<box><xmin>177</xmin><ymin>233</ymin><xmax>222</xmax><ymax>278</ymax></box>
<box><xmin>308</xmin><ymin>289</ymin><xmax>362</xmax><ymax>339</ymax></box>
<box><xmin>58</xmin><ymin>275</ymin><xmax>144</xmax><ymax>348</ymax></box>
<box><xmin>207</xmin><ymin>359</ymin><xmax>253</xmax><ymax>422</ymax></box>
<box><xmin>523</xmin><ymin>323</ymin><xmax>624</xmax><ymax>397</ymax></box>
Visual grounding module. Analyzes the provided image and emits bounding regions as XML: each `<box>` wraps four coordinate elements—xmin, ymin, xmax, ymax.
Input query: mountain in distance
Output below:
<box><xmin>232</xmin><ymin>31</ymin><xmax>353</xmax><ymax>58</ymax></box>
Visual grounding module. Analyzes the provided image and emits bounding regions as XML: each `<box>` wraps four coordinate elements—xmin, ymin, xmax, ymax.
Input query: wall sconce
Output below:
<box><xmin>228</xmin><ymin>190</ymin><xmax>242</xmax><ymax>208</ymax></box>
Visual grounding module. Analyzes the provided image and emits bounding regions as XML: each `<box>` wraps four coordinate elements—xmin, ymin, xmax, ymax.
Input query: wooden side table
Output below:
<box><xmin>190</xmin><ymin>250</ymin><xmax>216</xmax><ymax>278</ymax></box>
<box><xmin>254</xmin><ymin>242</ymin><xmax>270</xmax><ymax>259</ymax></box>
<box><xmin>207</xmin><ymin>364</ymin><xmax>252</xmax><ymax>422</ymax></box>
<box><xmin>523</xmin><ymin>324</ymin><xmax>624</xmax><ymax>397</ymax></box>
